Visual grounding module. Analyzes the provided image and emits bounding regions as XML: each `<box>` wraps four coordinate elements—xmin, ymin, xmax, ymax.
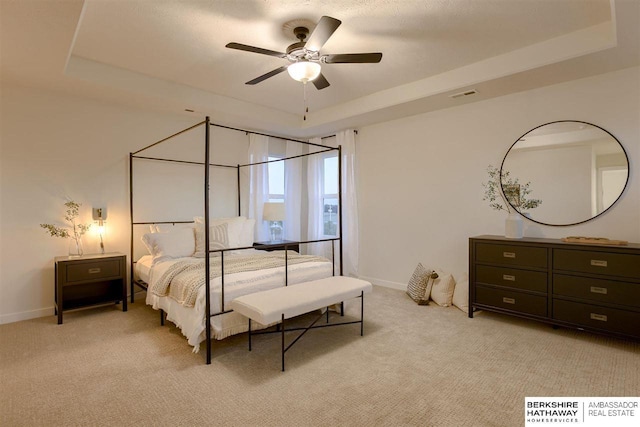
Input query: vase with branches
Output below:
<box><xmin>482</xmin><ymin>165</ymin><xmax>542</xmax><ymax>213</ymax></box>
<box><xmin>482</xmin><ymin>165</ymin><xmax>542</xmax><ymax>238</ymax></box>
<box><xmin>41</xmin><ymin>201</ymin><xmax>91</xmax><ymax>257</ymax></box>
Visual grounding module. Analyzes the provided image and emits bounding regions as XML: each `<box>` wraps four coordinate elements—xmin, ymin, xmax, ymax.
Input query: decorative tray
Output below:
<box><xmin>561</xmin><ymin>236</ymin><xmax>628</xmax><ymax>246</ymax></box>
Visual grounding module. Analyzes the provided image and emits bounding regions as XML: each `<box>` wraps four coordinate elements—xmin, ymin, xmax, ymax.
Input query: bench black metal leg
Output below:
<box><xmin>281</xmin><ymin>314</ymin><xmax>285</xmax><ymax>372</ymax></box>
<box><xmin>244</xmin><ymin>292</ymin><xmax>368</xmax><ymax>372</ymax></box>
<box><xmin>160</xmin><ymin>309</ymin><xmax>165</xmax><ymax>326</ymax></box>
<box><xmin>360</xmin><ymin>291</ymin><xmax>364</xmax><ymax>336</ymax></box>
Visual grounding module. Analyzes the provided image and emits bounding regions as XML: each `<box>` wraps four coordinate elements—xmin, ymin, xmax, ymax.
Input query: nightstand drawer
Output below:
<box><xmin>554</xmin><ymin>249</ymin><xmax>640</xmax><ymax>279</ymax></box>
<box><xmin>476</xmin><ymin>265</ymin><xmax>547</xmax><ymax>293</ymax></box>
<box><xmin>553</xmin><ymin>274</ymin><xmax>640</xmax><ymax>308</ymax></box>
<box><xmin>476</xmin><ymin>285</ymin><xmax>547</xmax><ymax>317</ymax></box>
<box><xmin>66</xmin><ymin>259</ymin><xmax>122</xmax><ymax>282</ymax></box>
<box><xmin>476</xmin><ymin>243</ymin><xmax>547</xmax><ymax>269</ymax></box>
<box><xmin>553</xmin><ymin>299</ymin><xmax>640</xmax><ymax>338</ymax></box>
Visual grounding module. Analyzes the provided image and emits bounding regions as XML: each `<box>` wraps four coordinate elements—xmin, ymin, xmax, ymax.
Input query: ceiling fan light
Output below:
<box><xmin>287</xmin><ymin>61</ymin><xmax>321</xmax><ymax>83</ymax></box>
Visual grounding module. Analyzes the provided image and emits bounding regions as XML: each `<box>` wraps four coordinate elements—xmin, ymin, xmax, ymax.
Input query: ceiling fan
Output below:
<box><xmin>225</xmin><ymin>16</ymin><xmax>382</xmax><ymax>90</ymax></box>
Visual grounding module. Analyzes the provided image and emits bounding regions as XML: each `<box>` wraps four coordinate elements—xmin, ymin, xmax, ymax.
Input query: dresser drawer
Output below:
<box><xmin>476</xmin><ymin>285</ymin><xmax>547</xmax><ymax>317</ymax></box>
<box><xmin>553</xmin><ymin>299</ymin><xmax>640</xmax><ymax>338</ymax></box>
<box><xmin>554</xmin><ymin>274</ymin><xmax>640</xmax><ymax>308</ymax></box>
<box><xmin>554</xmin><ymin>249</ymin><xmax>640</xmax><ymax>279</ymax></box>
<box><xmin>476</xmin><ymin>265</ymin><xmax>547</xmax><ymax>293</ymax></box>
<box><xmin>65</xmin><ymin>259</ymin><xmax>122</xmax><ymax>283</ymax></box>
<box><xmin>476</xmin><ymin>243</ymin><xmax>547</xmax><ymax>269</ymax></box>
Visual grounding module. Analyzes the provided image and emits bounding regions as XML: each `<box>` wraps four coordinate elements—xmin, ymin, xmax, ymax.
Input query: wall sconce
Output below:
<box><xmin>92</xmin><ymin>208</ymin><xmax>106</xmax><ymax>254</ymax></box>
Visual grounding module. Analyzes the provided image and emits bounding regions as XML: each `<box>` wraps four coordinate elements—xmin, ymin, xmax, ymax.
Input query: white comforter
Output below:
<box><xmin>140</xmin><ymin>249</ymin><xmax>333</xmax><ymax>350</ymax></box>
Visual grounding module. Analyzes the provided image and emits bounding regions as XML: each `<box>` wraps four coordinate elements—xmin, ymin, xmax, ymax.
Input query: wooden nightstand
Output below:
<box><xmin>54</xmin><ymin>252</ymin><xmax>127</xmax><ymax>324</ymax></box>
<box><xmin>253</xmin><ymin>240</ymin><xmax>300</xmax><ymax>253</ymax></box>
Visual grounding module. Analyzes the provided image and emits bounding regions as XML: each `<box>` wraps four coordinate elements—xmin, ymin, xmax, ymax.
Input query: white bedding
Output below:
<box><xmin>135</xmin><ymin>255</ymin><xmax>153</xmax><ymax>283</ymax></box>
<box><xmin>138</xmin><ymin>249</ymin><xmax>333</xmax><ymax>350</ymax></box>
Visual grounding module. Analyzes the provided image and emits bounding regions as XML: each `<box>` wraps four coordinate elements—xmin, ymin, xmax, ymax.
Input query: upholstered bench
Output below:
<box><xmin>229</xmin><ymin>276</ymin><xmax>373</xmax><ymax>371</ymax></box>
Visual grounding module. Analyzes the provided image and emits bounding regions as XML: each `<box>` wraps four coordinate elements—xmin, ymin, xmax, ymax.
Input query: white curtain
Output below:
<box><xmin>284</xmin><ymin>141</ymin><xmax>302</xmax><ymax>240</ymax></box>
<box><xmin>306</xmin><ymin>137</ymin><xmax>328</xmax><ymax>257</ymax></box>
<box><xmin>248</xmin><ymin>134</ymin><xmax>270</xmax><ymax>242</ymax></box>
<box><xmin>337</xmin><ymin>129</ymin><xmax>359</xmax><ymax>277</ymax></box>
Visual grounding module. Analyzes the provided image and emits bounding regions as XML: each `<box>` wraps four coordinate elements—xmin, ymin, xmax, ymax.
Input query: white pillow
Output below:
<box><xmin>429</xmin><ymin>269</ymin><xmax>456</xmax><ymax>307</ymax></box>
<box><xmin>194</xmin><ymin>216</ymin><xmax>245</xmax><ymax>224</ymax></box>
<box><xmin>149</xmin><ymin>223</ymin><xmax>194</xmax><ymax>233</ymax></box>
<box><xmin>194</xmin><ymin>223</ymin><xmax>229</xmax><ymax>257</ymax></box>
<box><xmin>141</xmin><ymin>227</ymin><xmax>195</xmax><ymax>261</ymax></box>
<box><xmin>240</xmin><ymin>218</ymin><xmax>256</xmax><ymax>247</ymax></box>
<box><xmin>452</xmin><ymin>273</ymin><xmax>469</xmax><ymax>314</ymax></box>
<box><xmin>194</xmin><ymin>216</ymin><xmax>246</xmax><ymax>248</ymax></box>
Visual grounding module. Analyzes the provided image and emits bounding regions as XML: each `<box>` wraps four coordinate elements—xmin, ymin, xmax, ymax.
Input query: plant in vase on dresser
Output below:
<box><xmin>482</xmin><ymin>165</ymin><xmax>541</xmax><ymax>238</ymax></box>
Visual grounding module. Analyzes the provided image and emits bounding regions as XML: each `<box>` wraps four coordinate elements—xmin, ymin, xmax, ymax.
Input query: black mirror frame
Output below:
<box><xmin>500</xmin><ymin>120</ymin><xmax>630</xmax><ymax>227</ymax></box>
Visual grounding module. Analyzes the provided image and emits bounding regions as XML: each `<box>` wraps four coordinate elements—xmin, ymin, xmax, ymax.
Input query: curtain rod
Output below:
<box><xmin>238</xmin><ymin>147</ymin><xmax>336</xmax><ymax>168</ymax></box>
<box><xmin>208</xmin><ymin>122</ymin><xmax>328</xmax><ymax>148</ymax></box>
<box><xmin>320</xmin><ymin>129</ymin><xmax>358</xmax><ymax>140</ymax></box>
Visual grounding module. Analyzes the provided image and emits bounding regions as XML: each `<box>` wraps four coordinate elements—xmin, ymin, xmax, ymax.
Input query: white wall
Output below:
<box><xmin>0</xmin><ymin>84</ymin><xmax>247</xmax><ymax>323</ymax></box>
<box><xmin>356</xmin><ymin>66</ymin><xmax>640</xmax><ymax>289</ymax></box>
<box><xmin>1</xmin><ymin>66</ymin><xmax>639</xmax><ymax>322</ymax></box>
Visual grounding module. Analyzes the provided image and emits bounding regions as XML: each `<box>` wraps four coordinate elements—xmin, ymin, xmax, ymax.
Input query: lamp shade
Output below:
<box><xmin>287</xmin><ymin>61</ymin><xmax>321</xmax><ymax>83</ymax></box>
<box><xmin>263</xmin><ymin>202</ymin><xmax>285</xmax><ymax>221</ymax></box>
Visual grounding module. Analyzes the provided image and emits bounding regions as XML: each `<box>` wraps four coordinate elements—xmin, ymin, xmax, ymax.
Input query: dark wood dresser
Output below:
<box><xmin>469</xmin><ymin>235</ymin><xmax>640</xmax><ymax>340</ymax></box>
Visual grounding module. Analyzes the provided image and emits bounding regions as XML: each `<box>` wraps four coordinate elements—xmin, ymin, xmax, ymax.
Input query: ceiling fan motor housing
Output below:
<box><xmin>293</xmin><ymin>26</ymin><xmax>309</xmax><ymax>41</ymax></box>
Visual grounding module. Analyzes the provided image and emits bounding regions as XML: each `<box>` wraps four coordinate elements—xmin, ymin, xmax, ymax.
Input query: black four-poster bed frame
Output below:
<box><xmin>129</xmin><ymin>116</ymin><xmax>344</xmax><ymax>364</ymax></box>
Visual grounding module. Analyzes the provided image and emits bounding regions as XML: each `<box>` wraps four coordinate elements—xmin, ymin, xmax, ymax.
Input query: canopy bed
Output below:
<box><xmin>129</xmin><ymin>117</ymin><xmax>349</xmax><ymax>364</ymax></box>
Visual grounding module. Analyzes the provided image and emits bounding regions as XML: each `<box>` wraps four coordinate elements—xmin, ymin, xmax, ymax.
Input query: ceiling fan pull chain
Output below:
<box><xmin>303</xmin><ymin>82</ymin><xmax>308</xmax><ymax>121</ymax></box>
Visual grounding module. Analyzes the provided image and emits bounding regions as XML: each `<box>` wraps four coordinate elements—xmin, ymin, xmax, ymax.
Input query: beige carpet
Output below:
<box><xmin>1</xmin><ymin>285</ymin><xmax>638</xmax><ymax>426</ymax></box>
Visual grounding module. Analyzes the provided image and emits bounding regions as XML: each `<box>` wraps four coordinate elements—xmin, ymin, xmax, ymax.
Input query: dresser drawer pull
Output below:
<box><xmin>502</xmin><ymin>274</ymin><xmax>516</xmax><ymax>281</ymax></box>
<box><xmin>590</xmin><ymin>313</ymin><xmax>608</xmax><ymax>322</ymax></box>
<box><xmin>590</xmin><ymin>286</ymin><xmax>608</xmax><ymax>295</ymax></box>
<box><xmin>503</xmin><ymin>252</ymin><xmax>516</xmax><ymax>259</ymax></box>
<box><xmin>590</xmin><ymin>259</ymin><xmax>607</xmax><ymax>267</ymax></box>
<box><xmin>88</xmin><ymin>268</ymin><xmax>101</xmax><ymax>274</ymax></box>
<box><xmin>502</xmin><ymin>297</ymin><xmax>516</xmax><ymax>304</ymax></box>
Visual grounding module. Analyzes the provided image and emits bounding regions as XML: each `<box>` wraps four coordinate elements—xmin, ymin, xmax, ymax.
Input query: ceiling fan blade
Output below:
<box><xmin>312</xmin><ymin>73</ymin><xmax>330</xmax><ymax>90</ymax></box>
<box><xmin>305</xmin><ymin>16</ymin><xmax>341</xmax><ymax>52</ymax></box>
<box><xmin>323</xmin><ymin>53</ymin><xmax>383</xmax><ymax>64</ymax></box>
<box><xmin>226</xmin><ymin>42</ymin><xmax>286</xmax><ymax>58</ymax></box>
<box><xmin>245</xmin><ymin>65</ymin><xmax>289</xmax><ymax>85</ymax></box>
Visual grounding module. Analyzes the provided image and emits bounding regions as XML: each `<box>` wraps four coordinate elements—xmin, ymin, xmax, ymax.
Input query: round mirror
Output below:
<box><xmin>500</xmin><ymin>120</ymin><xmax>629</xmax><ymax>226</ymax></box>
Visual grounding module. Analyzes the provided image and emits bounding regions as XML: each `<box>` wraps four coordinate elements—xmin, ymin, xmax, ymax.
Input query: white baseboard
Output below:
<box><xmin>359</xmin><ymin>275</ymin><xmax>406</xmax><ymax>291</ymax></box>
<box><xmin>0</xmin><ymin>279</ymin><xmax>405</xmax><ymax>325</ymax></box>
<box><xmin>0</xmin><ymin>307</ymin><xmax>54</xmax><ymax>325</ymax></box>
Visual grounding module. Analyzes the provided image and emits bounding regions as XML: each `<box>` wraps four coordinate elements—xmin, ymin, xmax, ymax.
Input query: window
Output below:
<box><xmin>323</xmin><ymin>155</ymin><xmax>339</xmax><ymax>237</ymax></box>
<box><xmin>267</xmin><ymin>156</ymin><xmax>284</xmax><ymax>202</ymax></box>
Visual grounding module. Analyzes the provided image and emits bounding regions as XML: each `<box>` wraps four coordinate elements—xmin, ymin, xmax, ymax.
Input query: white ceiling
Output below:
<box><xmin>2</xmin><ymin>0</ymin><xmax>639</xmax><ymax>137</ymax></box>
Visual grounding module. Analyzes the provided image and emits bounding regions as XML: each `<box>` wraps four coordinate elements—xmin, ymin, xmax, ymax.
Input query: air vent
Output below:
<box><xmin>450</xmin><ymin>89</ymin><xmax>478</xmax><ymax>99</ymax></box>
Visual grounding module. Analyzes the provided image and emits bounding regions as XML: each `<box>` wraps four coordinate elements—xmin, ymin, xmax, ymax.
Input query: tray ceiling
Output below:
<box><xmin>2</xmin><ymin>0</ymin><xmax>638</xmax><ymax>137</ymax></box>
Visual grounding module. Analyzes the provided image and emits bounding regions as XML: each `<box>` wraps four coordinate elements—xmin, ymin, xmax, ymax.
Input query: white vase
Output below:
<box><xmin>505</xmin><ymin>212</ymin><xmax>523</xmax><ymax>239</ymax></box>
